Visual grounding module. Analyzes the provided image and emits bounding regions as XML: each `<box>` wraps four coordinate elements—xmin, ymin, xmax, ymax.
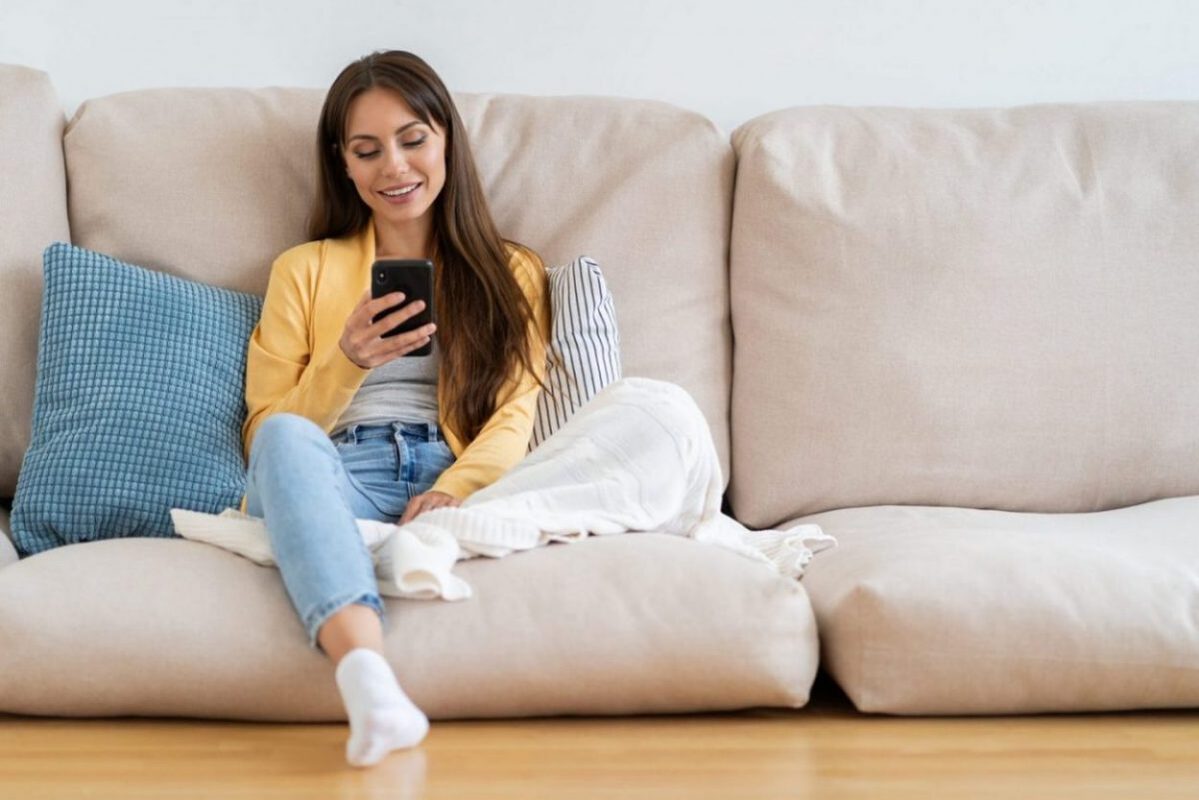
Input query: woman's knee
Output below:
<box><xmin>610</xmin><ymin>377</ymin><xmax>703</xmax><ymax>417</ymax></box>
<box><xmin>250</xmin><ymin>413</ymin><xmax>331</xmax><ymax>469</ymax></box>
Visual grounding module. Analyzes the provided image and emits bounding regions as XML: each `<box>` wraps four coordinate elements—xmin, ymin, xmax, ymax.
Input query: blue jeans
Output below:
<box><xmin>244</xmin><ymin>413</ymin><xmax>455</xmax><ymax>652</ymax></box>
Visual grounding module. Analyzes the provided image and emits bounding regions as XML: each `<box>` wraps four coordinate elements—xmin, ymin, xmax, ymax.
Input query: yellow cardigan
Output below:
<box><xmin>240</xmin><ymin>223</ymin><xmax>550</xmax><ymax>509</ymax></box>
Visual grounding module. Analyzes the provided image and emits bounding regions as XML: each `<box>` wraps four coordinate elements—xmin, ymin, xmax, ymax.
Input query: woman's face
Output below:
<box><xmin>342</xmin><ymin>86</ymin><xmax>447</xmax><ymax>235</ymax></box>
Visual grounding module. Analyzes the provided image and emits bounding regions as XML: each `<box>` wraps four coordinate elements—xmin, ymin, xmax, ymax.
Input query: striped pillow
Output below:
<box><xmin>530</xmin><ymin>256</ymin><xmax>622</xmax><ymax>450</ymax></box>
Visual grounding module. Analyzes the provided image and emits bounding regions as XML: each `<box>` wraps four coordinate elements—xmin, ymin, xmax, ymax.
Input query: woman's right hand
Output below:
<box><xmin>340</xmin><ymin>290</ymin><xmax>437</xmax><ymax>369</ymax></box>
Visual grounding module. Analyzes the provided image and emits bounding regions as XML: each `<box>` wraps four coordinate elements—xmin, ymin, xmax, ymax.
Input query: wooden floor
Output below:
<box><xmin>2</xmin><ymin>678</ymin><xmax>1197</xmax><ymax>799</ymax></box>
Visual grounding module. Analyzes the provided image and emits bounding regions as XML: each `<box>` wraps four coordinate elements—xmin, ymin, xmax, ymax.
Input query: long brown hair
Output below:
<box><xmin>310</xmin><ymin>50</ymin><xmax>544</xmax><ymax>443</ymax></box>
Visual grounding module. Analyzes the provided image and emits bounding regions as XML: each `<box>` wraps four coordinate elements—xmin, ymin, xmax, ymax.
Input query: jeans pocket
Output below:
<box><xmin>409</xmin><ymin>441</ymin><xmax>456</xmax><ymax>491</ymax></box>
<box><xmin>336</xmin><ymin>439</ymin><xmax>401</xmax><ymax>491</ymax></box>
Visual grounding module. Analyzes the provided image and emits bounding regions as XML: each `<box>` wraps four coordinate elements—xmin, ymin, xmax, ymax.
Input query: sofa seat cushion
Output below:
<box><xmin>0</xmin><ymin>533</ymin><xmax>816</xmax><ymax>720</ymax></box>
<box><xmin>797</xmin><ymin>495</ymin><xmax>1199</xmax><ymax>714</ymax></box>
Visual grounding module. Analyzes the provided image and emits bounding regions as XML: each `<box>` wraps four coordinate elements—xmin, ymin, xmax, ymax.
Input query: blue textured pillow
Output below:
<box><xmin>10</xmin><ymin>243</ymin><xmax>263</xmax><ymax>557</ymax></box>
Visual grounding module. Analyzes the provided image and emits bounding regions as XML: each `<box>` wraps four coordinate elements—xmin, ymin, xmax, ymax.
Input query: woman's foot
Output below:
<box><xmin>334</xmin><ymin>648</ymin><xmax>430</xmax><ymax>767</ymax></box>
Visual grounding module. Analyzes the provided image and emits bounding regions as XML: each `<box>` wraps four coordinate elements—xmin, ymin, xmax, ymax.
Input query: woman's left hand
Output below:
<box><xmin>400</xmin><ymin>490</ymin><xmax>462</xmax><ymax>524</ymax></box>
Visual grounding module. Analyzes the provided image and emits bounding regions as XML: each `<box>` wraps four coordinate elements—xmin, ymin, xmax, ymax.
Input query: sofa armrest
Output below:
<box><xmin>0</xmin><ymin>504</ymin><xmax>17</xmax><ymax>569</ymax></box>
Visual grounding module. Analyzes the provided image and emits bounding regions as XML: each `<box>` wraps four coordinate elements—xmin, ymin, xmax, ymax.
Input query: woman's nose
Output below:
<box><xmin>381</xmin><ymin>145</ymin><xmax>409</xmax><ymax>176</ymax></box>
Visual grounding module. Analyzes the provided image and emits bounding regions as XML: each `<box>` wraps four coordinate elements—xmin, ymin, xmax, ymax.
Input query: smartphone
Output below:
<box><xmin>371</xmin><ymin>259</ymin><xmax>435</xmax><ymax>356</ymax></box>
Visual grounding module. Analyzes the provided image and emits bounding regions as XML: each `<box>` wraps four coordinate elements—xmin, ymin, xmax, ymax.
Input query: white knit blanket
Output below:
<box><xmin>171</xmin><ymin>378</ymin><xmax>836</xmax><ymax>601</ymax></box>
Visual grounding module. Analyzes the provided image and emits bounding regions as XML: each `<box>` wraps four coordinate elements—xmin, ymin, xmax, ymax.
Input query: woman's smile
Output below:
<box><xmin>378</xmin><ymin>182</ymin><xmax>422</xmax><ymax>203</ymax></box>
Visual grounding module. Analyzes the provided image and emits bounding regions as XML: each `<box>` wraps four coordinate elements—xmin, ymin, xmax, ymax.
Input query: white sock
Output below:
<box><xmin>334</xmin><ymin>648</ymin><xmax>429</xmax><ymax>767</ymax></box>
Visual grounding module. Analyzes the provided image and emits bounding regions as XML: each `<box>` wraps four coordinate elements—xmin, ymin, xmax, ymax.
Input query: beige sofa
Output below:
<box><xmin>1</xmin><ymin>63</ymin><xmax>1196</xmax><ymax>720</ymax></box>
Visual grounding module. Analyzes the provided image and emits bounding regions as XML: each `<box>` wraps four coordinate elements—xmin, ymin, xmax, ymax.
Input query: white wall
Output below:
<box><xmin>2</xmin><ymin>0</ymin><xmax>1197</xmax><ymax>134</ymax></box>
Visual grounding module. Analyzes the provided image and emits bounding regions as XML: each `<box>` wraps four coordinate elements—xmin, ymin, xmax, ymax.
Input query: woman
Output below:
<box><xmin>240</xmin><ymin>50</ymin><xmax>550</xmax><ymax>767</ymax></box>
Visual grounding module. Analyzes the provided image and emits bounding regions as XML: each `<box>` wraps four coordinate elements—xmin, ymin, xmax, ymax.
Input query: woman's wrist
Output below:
<box><xmin>340</xmin><ymin>341</ymin><xmax>369</xmax><ymax>370</ymax></box>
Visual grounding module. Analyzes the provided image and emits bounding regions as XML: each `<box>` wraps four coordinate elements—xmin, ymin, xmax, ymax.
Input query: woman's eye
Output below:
<box><xmin>402</xmin><ymin>137</ymin><xmax>427</xmax><ymax>149</ymax></box>
<box><xmin>355</xmin><ymin>151</ymin><xmax>380</xmax><ymax>159</ymax></box>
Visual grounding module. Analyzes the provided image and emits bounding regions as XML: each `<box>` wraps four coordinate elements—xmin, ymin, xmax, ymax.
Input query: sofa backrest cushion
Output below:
<box><xmin>63</xmin><ymin>89</ymin><xmax>735</xmax><ymax>479</ymax></box>
<box><xmin>0</xmin><ymin>65</ymin><xmax>70</xmax><ymax>498</ymax></box>
<box><xmin>730</xmin><ymin>103</ymin><xmax>1199</xmax><ymax>527</ymax></box>
<box><xmin>0</xmin><ymin>506</ymin><xmax>16</xmax><ymax>570</ymax></box>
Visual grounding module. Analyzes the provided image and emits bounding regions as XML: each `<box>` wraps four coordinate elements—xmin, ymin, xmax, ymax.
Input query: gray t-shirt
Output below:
<box><xmin>330</xmin><ymin>339</ymin><xmax>440</xmax><ymax>437</ymax></box>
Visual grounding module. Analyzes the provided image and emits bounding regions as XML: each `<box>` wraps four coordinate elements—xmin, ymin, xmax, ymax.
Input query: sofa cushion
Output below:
<box><xmin>64</xmin><ymin>88</ymin><xmax>734</xmax><ymax>480</ymax></box>
<box><xmin>0</xmin><ymin>65</ymin><xmax>70</xmax><ymax>498</ymax></box>
<box><xmin>0</xmin><ymin>507</ymin><xmax>15</xmax><ymax>570</ymax></box>
<box><xmin>796</xmin><ymin>495</ymin><xmax>1199</xmax><ymax>714</ymax></box>
<box><xmin>0</xmin><ymin>533</ymin><xmax>817</xmax><ymax>719</ymax></box>
<box><xmin>9</xmin><ymin>244</ymin><xmax>262</xmax><ymax>557</ymax></box>
<box><xmin>729</xmin><ymin>103</ymin><xmax>1199</xmax><ymax>527</ymax></box>
<box><xmin>530</xmin><ymin>256</ymin><xmax>622</xmax><ymax>451</ymax></box>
